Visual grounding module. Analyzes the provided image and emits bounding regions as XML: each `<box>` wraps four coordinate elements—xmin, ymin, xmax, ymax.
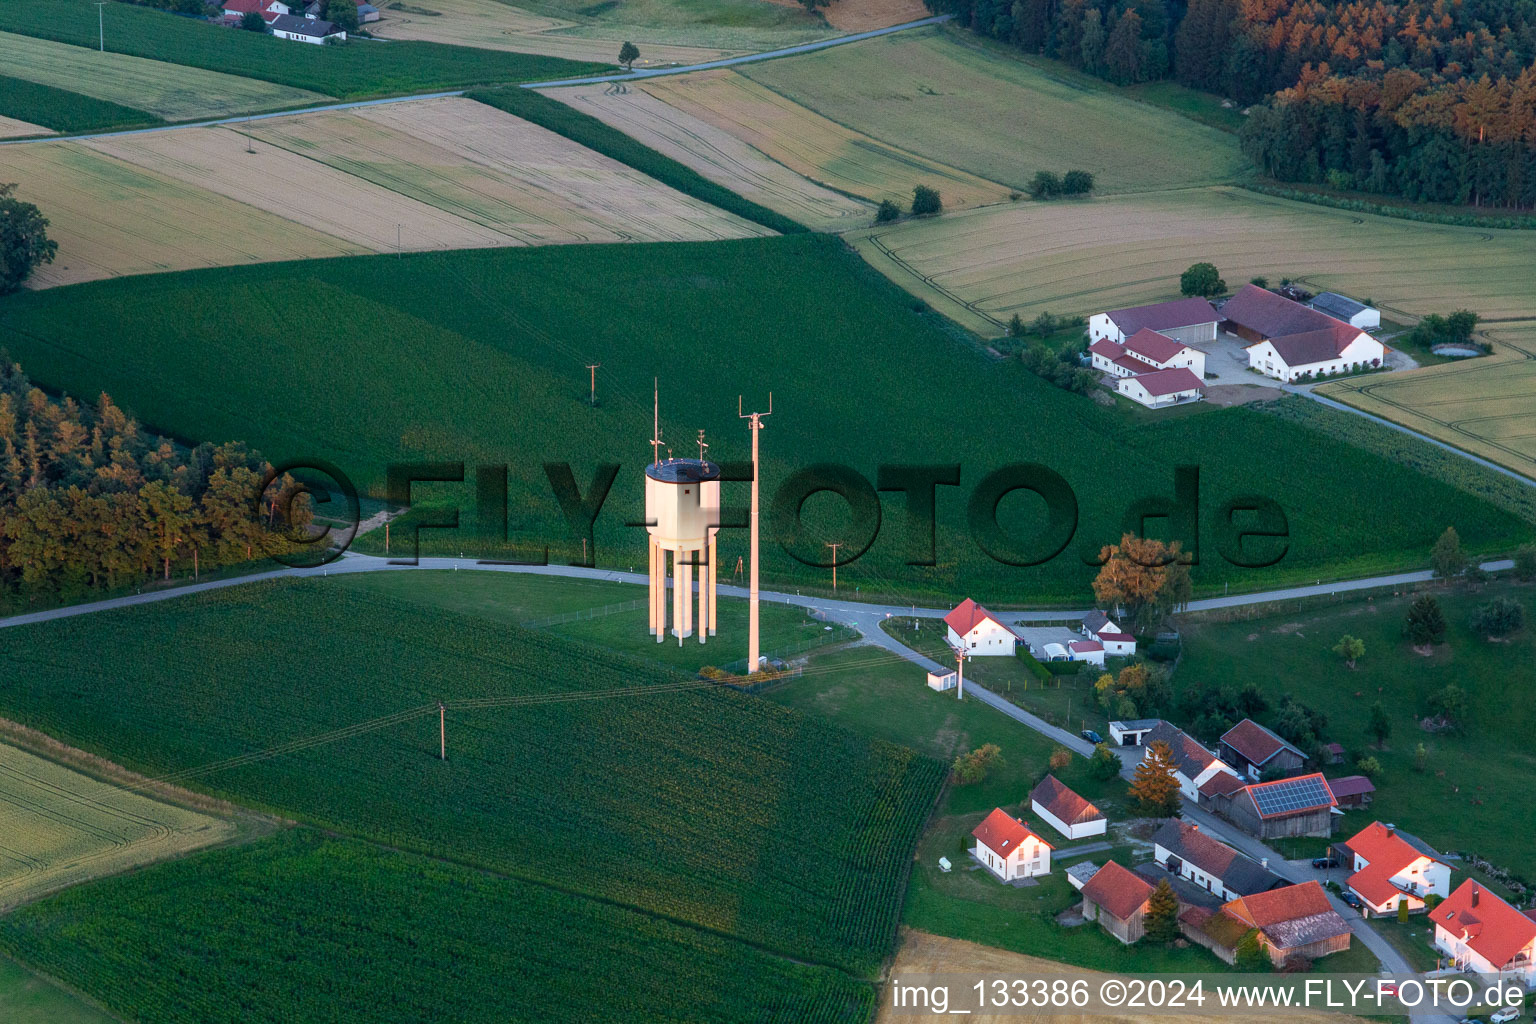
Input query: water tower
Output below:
<box><xmin>645</xmin><ymin>393</ymin><xmax>719</xmax><ymax>645</ymax></box>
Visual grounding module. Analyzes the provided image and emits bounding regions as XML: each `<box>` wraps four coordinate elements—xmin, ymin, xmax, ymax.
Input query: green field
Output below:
<box><xmin>739</xmin><ymin>27</ymin><xmax>1247</xmax><ymax>194</ymax></box>
<box><xmin>0</xmin><ymin>956</ymin><xmax>116</xmax><ymax>1024</ymax></box>
<box><xmin>0</xmin><ymin>73</ymin><xmax>159</xmax><ymax>134</ymax></box>
<box><xmin>1175</xmin><ymin>580</ymin><xmax>1536</xmax><ymax>877</ymax></box>
<box><xmin>0</xmin><ymin>31</ymin><xmax>328</xmax><ymax>122</ymax></box>
<box><xmin>0</xmin><ymin>0</ymin><xmax>604</xmax><ymax>99</ymax></box>
<box><xmin>0</xmin><ymin>235</ymin><xmax>1527</xmax><ymax>604</ymax></box>
<box><xmin>0</xmin><ymin>830</ymin><xmax>873</xmax><ymax>1024</ymax></box>
<box><xmin>0</xmin><ymin>572</ymin><xmax>942</xmax><ymax>976</ymax></box>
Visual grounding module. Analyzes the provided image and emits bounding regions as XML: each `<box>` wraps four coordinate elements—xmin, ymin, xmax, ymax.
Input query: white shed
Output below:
<box><xmin>926</xmin><ymin>669</ymin><xmax>957</xmax><ymax>692</ymax></box>
<box><xmin>1310</xmin><ymin>292</ymin><xmax>1381</xmax><ymax>331</ymax></box>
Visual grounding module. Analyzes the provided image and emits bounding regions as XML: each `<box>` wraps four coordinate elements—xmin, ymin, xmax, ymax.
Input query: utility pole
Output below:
<box><xmin>585</xmin><ymin>363</ymin><xmax>600</xmax><ymax>406</ymax></box>
<box><xmin>739</xmin><ymin>392</ymin><xmax>771</xmax><ymax>673</ymax></box>
<box><xmin>438</xmin><ymin>702</ymin><xmax>446</xmax><ymax>761</ymax></box>
<box><xmin>825</xmin><ymin>541</ymin><xmax>841</xmax><ymax>591</ymax></box>
<box><xmin>384</xmin><ymin>520</ymin><xmax>390</xmax><ymax>555</ymax></box>
<box><xmin>954</xmin><ymin>646</ymin><xmax>966</xmax><ymax>701</ymax></box>
<box><xmin>396</xmin><ymin>223</ymin><xmax>401</xmax><ymax>257</ymax></box>
<box><xmin>96</xmin><ymin>1</ymin><xmax>107</xmax><ymax>51</ymax></box>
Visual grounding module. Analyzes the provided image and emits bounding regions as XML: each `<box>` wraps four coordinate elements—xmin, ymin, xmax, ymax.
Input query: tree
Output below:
<box><xmin>1513</xmin><ymin>543</ymin><xmax>1536</xmax><ymax>581</ymax></box>
<box><xmin>1332</xmin><ymin>634</ymin><xmax>1364</xmax><ymax>668</ymax></box>
<box><xmin>1061</xmin><ymin>170</ymin><xmax>1095</xmax><ymax>195</ymax></box>
<box><xmin>1397</xmin><ymin>899</ymin><xmax>1410</xmax><ymax>923</ymax></box>
<box><xmin>1469</xmin><ymin>596</ymin><xmax>1524</xmax><ymax>638</ymax></box>
<box><xmin>951</xmin><ymin>743</ymin><xmax>1004</xmax><ymax>784</ymax></box>
<box><xmin>911</xmin><ymin>185</ymin><xmax>943</xmax><ymax>216</ymax></box>
<box><xmin>325</xmin><ymin>0</ymin><xmax>359</xmax><ymax>32</ymax></box>
<box><xmin>1129</xmin><ymin>740</ymin><xmax>1182</xmax><ymax>817</ymax></box>
<box><xmin>1405</xmin><ymin>593</ymin><xmax>1446</xmax><ymax>646</ymax></box>
<box><xmin>1234</xmin><ymin>930</ymin><xmax>1270</xmax><ymax>971</ymax></box>
<box><xmin>1102</xmin><ymin>8</ymin><xmax>1144</xmax><ymax>84</ymax></box>
<box><xmin>1143</xmin><ymin>878</ymin><xmax>1180</xmax><ymax>942</ymax></box>
<box><xmin>1078</xmin><ymin>7</ymin><xmax>1106</xmax><ymax>73</ymax></box>
<box><xmin>0</xmin><ymin>184</ymin><xmax>59</xmax><ymax>295</ymax></box>
<box><xmin>1413</xmin><ymin>742</ymin><xmax>1427</xmax><ymax>772</ymax></box>
<box><xmin>875</xmin><ymin>198</ymin><xmax>901</xmax><ymax>223</ymax></box>
<box><xmin>1049</xmin><ymin>745</ymin><xmax>1073</xmax><ymax>770</ymax></box>
<box><xmin>1430</xmin><ymin>526</ymin><xmax>1467</xmax><ymax>582</ymax></box>
<box><xmin>1366</xmin><ymin>701</ymin><xmax>1391</xmax><ymax>748</ymax></box>
<box><xmin>1354</xmin><ymin>755</ymin><xmax>1382</xmax><ymax>779</ymax></box>
<box><xmin>1180</xmin><ymin>261</ymin><xmax>1225</xmax><ymax>298</ymax></box>
<box><xmin>618</xmin><ymin>41</ymin><xmax>640</xmax><ymax>70</ymax></box>
<box><xmin>1027</xmin><ymin>170</ymin><xmax>1062</xmax><ymax>198</ymax></box>
<box><xmin>1088</xmin><ymin>742</ymin><xmax>1122</xmax><ymax>780</ymax></box>
<box><xmin>138</xmin><ymin>480</ymin><xmax>193</xmax><ymax>580</ymax></box>
<box><xmin>240</xmin><ymin>10</ymin><xmax>266</xmax><ymax>29</ymax></box>
<box><xmin>1427</xmin><ymin>684</ymin><xmax>1469</xmax><ymax>731</ymax></box>
<box><xmin>1092</xmin><ymin>533</ymin><xmax>1192</xmax><ymax>630</ymax></box>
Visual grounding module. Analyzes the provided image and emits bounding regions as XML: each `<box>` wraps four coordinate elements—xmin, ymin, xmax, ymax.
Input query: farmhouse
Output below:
<box><xmin>1221</xmin><ymin>284</ymin><xmax>1385</xmax><ymax>382</ymax></box>
<box><xmin>270</xmin><ymin>13</ymin><xmax>346</xmax><ymax>41</ymax></box>
<box><xmin>1152</xmin><ymin>820</ymin><xmax>1285</xmax><ymax>900</ymax></box>
<box><xmin>1207</xmin><ymin>773</ymin><xmax>1336</xmax><ymax>840</ymax></box>
<box><xmin>945</xmin><ymin>599</ymin><xmax>1021</xmax><ymax>657</ymax></box>
<box><xmin>1430</xmin><ymin>881</ymin><xmax>1536</xmax><ymax>983</ymax></box>
<box><xmin>1328</xmin><ymin>775</ymin><xmax>1375</xmax><ymax>808</ymax></box>
<box><xmin>971</xmin><ymin>808</ymin><xmax>1053</xmax><ymax>882</ymax></box>
<box><xmin>1114</xmin><ymin>367</ymin><xmax>1204</xmax><ymax>408</ymax></box>
<box><xmin>1080</xmin><ymin>861</ymin><xmax>1154</xmax><ymax>944</ymax></box>
<box><xmin>1090</xmin><ymin>328</ymin><xmax>1207</xmax><ymax>378</ymax></box>
<box><xmin>1337</xmin><ymin>821</ymin><xmax>1450</xmax><ymax>917</ymax></box>
<box><xmin>1080</xmin><ymin>611</ymin><xmax>1135</xmax><ymax>657</ymax></box>
<box><xmin>1089</xmin><ymin>297</ymin><xmax>1220</xmax><ymax>346</ymax></box>
<box><xmin>1030</xmin><ymin>775</ymin><xmax>1106</xmax><ymax>840</ymax></box>
<box><xmin>1309</xmin><ymin>292</ymin><xmax>1381</xmax><ymax>330</ymax></box>
<box><xmin>1219</xmin><ymin>719</ymin><xmax>1307</xmax><ymax>780</ymax></box>
<box><xmin>1184</xmin><ymin>882</ymin><xmax>1351</xmax><ymax>966</ymax></box>
<box><xmin>223</xmin><ymin>0</ymin><xmax>290</xmax><ymax>21</ymax></box>
<box><xmin>1143</xmin><ymin>720</ymin><xmax>1238</xmax><ymax>800</ymax></box>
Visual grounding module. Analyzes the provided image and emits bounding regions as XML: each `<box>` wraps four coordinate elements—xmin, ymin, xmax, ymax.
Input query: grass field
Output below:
<box><xmin>0</xmin><ymin>31</ymin><xmax>328</xmax><ymax>122</ymax></box>
<box><xmin>0</xmin><ymin>75</ymin><xmax>154</xmax><ymax>135</ymax></box>
<box><xmin>0</xmin><ymin>573</ymin><xmax>943</xmax><ymax>976</ymax></box>
<box><xmin>540</xmin><ymin>82</ymin><xmax>870</xmax><ymax>229</ymax></box>
<box><xmin>641</xmin><ymin>69</ymin><xmax>1011</xmax><ymax>208</ymax></box>
<box><xmin>0</xmin><ymin>956</ymin><xmax>114</xmax><ymax>1024</ymax></box>
<box><xmin>0</xmin><ymin>0</ymin><xmax>603</xmax><ymax>100</ymax></box>
<box><xmin>1175</xmin><ymin>579</ymin><xmax>1536</xmax><ymax>877</ymax></box>
<box><xmin>739</xmin><ymin>27</ymin><xmax>1248</xmax><ymax>195</ymax></box>
<box><xmin>0</xmin><ymin>144</ymin><xmax>366</xmax><ymax>287</ymax></box>
<box><xmin>0</xmin><ymin>235</ymin><xmax>1527</xmax><ymax>603</ymax></box>
<box><xmin>1319</xmin><ymin>320</ymin><xmax>1536</xmax><ymax>481</ymax></box>
<box><xmin>850</xmin><ymin>186</ymin><xmax>1536</xmax><ymax>335</ymax></box>
<box><xmin>0</xmin><ymin>741</ymin><xmax>235</xmax><ymax>908</ymax></box>
<box><xmin>0</xmin><ymin>830</ymin><xmax>876</xmax><ymax>1024</ymax></box>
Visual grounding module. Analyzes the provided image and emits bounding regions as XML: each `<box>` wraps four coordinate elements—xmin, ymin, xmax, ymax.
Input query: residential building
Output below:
<box><xmin>1081</xmin><ymin>861</ymin><xmax>1154</xmax><ymax>944</ymax></box>
<box><xmin>1221</xmin><ymin>284</ymin><xmax>1385</xmax><ymax>382</ymax></box>
<box><xmin>1080</xmin><ymin>611</ymin><xmax>1135</xmax><ymax>657</ymax></box>
<box><xmin>223</xmin><ymin>0</ymin><xmax>289</xmax><ymax>21</ymax></box>
<box><xmin>971</xmin><ymin>808</ymin><xmax>1053</xmax><ymax>882</ymax></box>
<box><xmin>1152</xmin><ymin>820</ymin><xmax>1285</xmax><ymax>900</ymax></box>
<box><xmin>1219</xmin><ymin>719</ymin><xmax>1307</xmax><ymax>780</ymax></box>
<box><xmin>1183</xmin><ymin>882</ymin><xmax>1351</xmax><ymax>966</ymax></box>
<box><xmin>1030</xmin><ymin>775</ymin><xmax>1107</xmax><ymax>841</ymax></box>
<box><xmin>1309</xmin><ymin>292</ymin><xmax>1381</xmax><ymax>330</ymax></box>
<box><xmin>1090</xmin><ymin>328</ymin><xmax>1207</xmax><ymax>379</ymax></box>
<box><xmin>1114</xmin><ymin>367</ymin><xmax>1205</xmax><ymax>408</ymax></box>
<box><xmin>1207</xmin><ymin>773</ymin><xmax>1337</xmax><ymax>839</ymax></box>
<box><xmin>1143</xmin><ymin>720</ymin><xmax>1238</xmax><ymax>801</ymax></box>
<box><xmin>269</xmin><ymin>12</ymin><xmax>345</xmax><ymax>41</ymax></box>
<box><xmin>1429</xmin><ymin>881</ymin><xmax>1536</xmax><ymax>983</ymax></box>
<box><xmin>1337</xmin><ymin>821</ymin><xmax>1450</xmax><ymax>917</ymax></box>
<box><xmin>1328</xmin><ymin>775</ymin><xmax>1375</xmax><ymax>808</ymax></box>
<box><xmin>1089</xmin><ymin>297</ymin><xmax>1221</xmax><ymax>346</ymax></box>
<box><xmin>945</xmin><ymin>599</ymin><xmax>1021</xmax><ymax>657</ymax></box>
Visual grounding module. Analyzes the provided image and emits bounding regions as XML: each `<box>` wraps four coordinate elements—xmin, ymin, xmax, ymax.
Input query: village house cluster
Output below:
<box><xmin>219</xmin><ymin>0</ymin><xmax>379</xmax><ymax>42</ymax></box>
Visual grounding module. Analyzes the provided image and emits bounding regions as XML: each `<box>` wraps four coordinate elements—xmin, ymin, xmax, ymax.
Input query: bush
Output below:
<box><xmin>1026</xmin><ymin>171</ymin><xmax>1062</xmax><ymax>199</ymax></box>
<box><xmin>1061</xmin><ymin>170</ymin><xmax>1095</xmax><ymax>195</ymax></box>
<box><xmin>1469</xmin><ymin>596</ymin><xmax>1524</xmax><ymax>638</ymax></box>
<box><xmin>875</xmin><ymin>198</ymin><xmax>902</xmax><ymax>223</ymax></box>
<box><xmin>1354</xmin><ymin>756</ymin><xmax>1382</xmax><ymax>779</ymax></box>
<box><xmin>1088</xmin><ymin>743</ymin><xmax>1122</xmax><ymax>780</ymax></box>
<box><xmin>911</xmin><ymin>185</ymin><xmax>942</xmax><ymax>217</ymax></box>
<box><xmin>1514</xmin><ymin>544</ymin><xmax>1536</xmax><ymax>582</ymax></box>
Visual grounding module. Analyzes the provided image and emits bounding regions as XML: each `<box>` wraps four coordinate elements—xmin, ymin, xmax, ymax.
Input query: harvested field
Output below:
<box><xmin>772</xmin><ymin>0</ymin><xmax>930</xmax><ymax>32</ymax></box>
<box><xmin>520</xmin><ymin>0</ymin><xmax>832</xmax><ymax>53</ymax></box>
<box><xmin>0</xmin><ymin>143</ymin><xmax>366</xmax><ymax>288</ymax></box>
<box><xmin>543</xmin><ymin>82</ymin><xmax>870</xmax><ymax>229</ymax></box>
<box><xmin>0</xmin><ymin>741</ymin><xmax>235</xmax><ymax>909</ymax></box>
<box><xmin>850</xmin><ymin>186</ymin><xmax>1536</xmax><ymax>334</ymax></box>
<box><xmin>0</xmin><ymin>31</ymin><xmax>328</xmax><ymax>122</ymax></box>
<box><xmin>367</xmin><ymin>0</ymin><xmax>728</xmax><ymax>65</ymax></box>
<box><xmin>1319</xmin><ymin>319</ymin><xmax>1536</xmax><ymax>480</ymax></box>
<box><xmin>242</xmin><ymin>97</ymin><xmax>769</xmax><ymax>243</ymax></box>
<box><xmin>642</xmin><ymin>70</ymin><xmax>1010</xmax><ymax>208</ymax></box>
<box><xmin>0</xmin><ymin>114</ymin><xmax>50</xmax><ymax>139</ymax></box>
<box><xmin>741</xmin><ymin>27</ymin><xmax>1247</xmax><ymax>194</ymax></box>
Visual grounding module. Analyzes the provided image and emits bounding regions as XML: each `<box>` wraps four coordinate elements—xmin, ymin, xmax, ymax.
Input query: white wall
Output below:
<box><xmin>948</xmin><ymin>619</ymin><xmax>1016</xmax><ymax>657</ymax></box>
<box><xmin>1089</xmin><ymin>313</ymin><xmax>1123</xmax><ymax>343</ymax></box>
<box><xmin>1034</xmin><ymin>801</ymin><xmax>1107</xmax><ymax>841</ymax></box>
<box><xmin>1247</xmin><ymin>334</ymin><xmax>1385</xmax><ymax>382</ymax></box>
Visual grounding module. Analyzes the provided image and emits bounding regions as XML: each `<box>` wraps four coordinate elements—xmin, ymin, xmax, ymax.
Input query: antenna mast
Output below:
<box><xmin>739</xmin><ymin>392</ymin><xmax>772</xmax><ymax>673</ymax></box>
<box><xmin>650</xmin><ymin>378</ymin><xmax>663</xmax><ymax>466</ymax></box>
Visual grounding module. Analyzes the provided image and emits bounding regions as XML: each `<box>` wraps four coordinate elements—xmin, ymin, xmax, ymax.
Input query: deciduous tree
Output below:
<box><xmin>1333</xmin><ymin>634</ymin><xmax>1364</xmax><ymax>668</ymax></box>
<box><xmin>0</xmin><ymin>184</ymin><xmax>58</xmax><ymax>295</ymax></box>
<box><xmin>1180</xmin><ymin>261</ymin><xmax>1225</xmax><ymax>298</ymax></box>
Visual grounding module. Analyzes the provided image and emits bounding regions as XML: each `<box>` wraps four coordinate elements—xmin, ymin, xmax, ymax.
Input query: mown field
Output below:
<box><xmin>1319</xmin><ymin>320</ymin><xmax>1536</xmax><ymax>481</ymax></box>
<box><xmin>1176</xmin><ymin>580</ymin><xmax>1536</xmax><ymax>877</ymax></box>
<box><xmin>641</xmin><ymin>69</ymin><xmax>1011</xmax><ymax>209</ymax></box>
<box><xmin>0</xmin><ymin>830</ymin><xmax>876</xmax><ymax>1024</ymax></box>
<box><xmin>0</xmin><ymin>235</ymin><xmax>1526</xmax><ymax>602</ymax></box>
<box><xmin>0</xmin><ymin>956</ymin><xmax>113</xmax><ymax>1024</ymax></box>
<box><xmin>849</xmin><ymin>186</ymin><xmax>1536</xmax><ymax>335</ymax></box>
<box><xmin>0</xmin><ymin>0</ymin><xmax>603</xmax><ymax>99</ymax></box>
<box><xmin>0</xmin><ymin>75</ymin><xmax>155</xmax><ymax>135</ymax></box>
<box><xmin>515</xmin><ymin>0</ymin><xmax>833</xmax><ymax>52</ymax></box>
<box><xmin>0</xmin><ymin>31</ymin><xmax>328</xmax><ymax>122</ymax></box>
<box><xmin>739</xmin><ymin>27</ymin><xmax>1248</xmax><ymax>194</ymax></box>
<box><xmin>0</xmin><ymin>574</ymin><xmax>943</xmax><ymax>976</ymax></box>
<box><xmin>0</xmin><ymin>741</ymin><xmax>235</xmax><ymax>908</ymax></box>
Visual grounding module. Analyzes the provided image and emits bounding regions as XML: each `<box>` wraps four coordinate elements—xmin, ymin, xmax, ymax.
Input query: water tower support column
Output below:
<box><xmin>708</xmin><ymin>536</ymin><xmax>717</xmax><ymax>636</ymax></box>
<box><xmin>681</xmin><ymin>558</ymin><xmax>693</xmax><ymax>640</ymax></box>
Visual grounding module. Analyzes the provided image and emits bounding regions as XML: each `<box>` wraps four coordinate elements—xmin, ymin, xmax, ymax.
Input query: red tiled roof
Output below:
<box><xmin>1344</xmin><ymin>821</ymin><xmax>1441</xmax><ymax>873</ymax></box>
<box><xmin>1123</xmin><ymin>328</ymin><xmax>1190</xmax><ymax>365</ymax></box>
<box><xmin>1430</xmin><ymin>881</ymin><xmax>1536</xmax><ymax>970</ymax></box>
<box><xmin>1113</xmin><ymin>354</ymin><xmax>1154</xmax><ymax>374</ymax></box>
<box><xmin>1327</xmin><ymin>775</ymin><xmax>1376</xmax><ymax>799</ymax></box>
<box><xmin>1089</xmin><ymin>339</ymin><xmax>1126</xmax><ymax>360</ymax></box>
<box><xmin>1199</xmin><ymin>771</ymin><xmax>1245</xmax><ymax>799</ymax></box>
<box><xmin>1068</xmin><ymin>640</ymin><xmax>1103</xmax><ymax>654</ymax></box>
<box><xmin>972</xmin><ymin>808</ymin><xmax>1051</xmax><ymax>857</ymax></box>
<box><xmin>223</xmin><ymin>0</ymin><xmax>282</xmax><ymax>17</ymax></box>
<box><xmin>1030</xmin><ymin>774</ymin><xmax>1104</xmax><ymax>827</ymax></box>
<box><xmin>1348</xmin><ymin>860</ymin><xmax>1408</xmax><ymax>906</ymax></box>
<box><xmin>1098</xmin><ymin>631</ymin><xmax>1135</xmax><ymax>643</ymax></box>
<box><xmin>1263</xmin><ymin>324</ymin><xmax>1367</xmax><ymax>367</ymax></box>
<box><xmin>1222</xmin><ymin>283</ymin><xmax>1343</xmax><ymax>339</ymax></box>
<box><xmin>1081</xmin><ymin>860</ymin><xmax>1154</xmax><ymax>921</ymax></box>
<box><xmin>1227</xmin><ymin>881</ymin><xmax>1334</xmax><ymax>929</ymax></box>
<box><xmin>1221</xmin><ymin>718</ymin><xmax>1303</xmax><ymax>767</ymax></box>
<box><xmin>1104</xmin><ymin>297</ymin><xmax>1220</xmax><ymax>336</ymax></box>
<box><xmin>945</xmin><ymin>599</ymin><xmax>1013</xmax><ymax>639</ymax></box>
<box><xmin>1128</xmin><ymin>366</ymin><xmax>1204</xmax><ymax>397</ymax></box>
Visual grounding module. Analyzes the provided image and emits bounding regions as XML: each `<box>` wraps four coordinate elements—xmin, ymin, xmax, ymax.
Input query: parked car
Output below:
<box><xmin>1340</xmin><ymin>892</ymin><xmax>1364</xmax><ymax>910</ymax></box>
<box><xmin>1081</xmin><ymin>730</ymin><xmax>1102</xmax><ymax>744</ymax></box>
<box><xmin>1491</xmin><ymin>1007</ymin><xmax>1521</xmax><ymax>1024</ymax></box>
<box><xmin>1312</xmin><ymin>856</ymin><xmax>1339</xmax><ymax>869</ymax></box>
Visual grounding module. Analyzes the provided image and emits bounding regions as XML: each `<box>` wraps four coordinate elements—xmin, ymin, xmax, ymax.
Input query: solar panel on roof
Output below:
<box><xmin>1251</xmin><ymin>776</ymin><xmax>1331</xmax><ymax>817</ymax></box>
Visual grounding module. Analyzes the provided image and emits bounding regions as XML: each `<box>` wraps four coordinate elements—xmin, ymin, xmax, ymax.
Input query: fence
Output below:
<box><xmin>715</xmin><ymin>625</ymin><xmax>861</xmax><ymax>676</ymax></box>
<box><xmin>520</xmin><ymin>598</ymin><xmax>646</xmax><ymax>630</ymax></box>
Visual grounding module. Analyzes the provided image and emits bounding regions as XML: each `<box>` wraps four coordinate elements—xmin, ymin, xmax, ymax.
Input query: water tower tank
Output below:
<box><xmin>645</xmin><ymin>459</ymin><xmax>720</xmax><ymax>549</ymax></box>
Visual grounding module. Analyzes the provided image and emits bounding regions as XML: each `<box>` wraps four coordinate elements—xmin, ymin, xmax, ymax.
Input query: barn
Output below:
<box><xmin>1310</xmin><ymin>292</ymin><xmax>1381</xmax><ymax>330</ymax></box>
<box><xmin>1030</xmin><ymin>775</ymin><xmax>1107</xmax><ymax>841</ymax></box>
<box><xmin>1089</xmin><ymin>297</ymin><xmax>1220</xmax><ymax>346</ymax></box>
<box><xmin>1212</xmin><ymin>773</ymin><xmax>1337</xmax><ymax>839</ymax></box>
<box><xmin>1219</xmin><ymin>719</ymin><xmax>1307</xmax><ymax>780</ymax></box>
<box><xmin>1080</xmin><ymin>861</ymin><xmax>1154</xmax><ymax>945</ymax></box>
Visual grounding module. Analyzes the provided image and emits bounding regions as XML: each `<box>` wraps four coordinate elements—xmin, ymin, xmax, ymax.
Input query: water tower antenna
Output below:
<box><xmin>739</xmin><ymin>392</ymin><xmax>772</xmax><ymax>673</ymax></box>
<box><xmin>650</xmin><ymin>378</ymin><xmax>663</xmax><ymax>467</ymax></box>
<box><xmin>696</xmin><ymin>429</ymin><xmax>708</xmax><ymax>462</ymax></box>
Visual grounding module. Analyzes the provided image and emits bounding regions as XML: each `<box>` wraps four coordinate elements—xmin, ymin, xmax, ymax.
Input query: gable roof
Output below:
<box><xmin>223</xmin><ymin>0</ymin><xmax>284</xmax><ymax>17</ymax></box>
<box><xmin>1123</xmin><ymin>328</ymin><xmax>1192</xmax><ymax>365</ymax></box>
<box><xmin>1153</xmin><ymin>820</ymin><xmax>1281</xmax><ymax>896</ymax></box>
<box><xmin>944</xmin><ymin>598</ymin><xmax>1015</xmax><ymax>640</ymax></box>
<box><xmin>1199</xmin><ymin>770</ymin><xmax>1246</xmax><ymax>800</ymax></box>
<box><xmin>1243</xmin><ymin>773</ymin><xmax>1336</xmax><ymax>820</ymax></box>
<box><xmin>1226</xmin><ymin>881</ymin><xmax>1334</xmax><ymax>929</ymax></box>
<box><xmin>1081</xmin><ymin>860</ymin><xmax>1154</xmax><ymax>920</ymax></box>
<box><xmin>1089</xmin><ymin>339</ymin><xmax>1126</xmax><ymax>361</ymax></box>
<box><xmin>1145</xmin><ymin>720</ymin><xmax>1219</xmax><ymax>779</ymax></box>
<box><xmin>1343</xmin><ymin>821</ymin><xmax>1442</xmax><ymax>872</ymax></box>
<box><xmin>270</xmin><ymin>12</ymin><xmax>339</xmax><ymax>33</ymax></box>
<box><xmin>1103</xmin><ymin>297</ymin><xmax>1220</xmax><ymax>335</ymax></box>
<box><xmin>1328</xmin><ymin>775</ymin><xmax>1375</xmax><ymax>799</ymax></box>
<box><xmin>1263</xmin><ymin>324</ymin><xmax>1366</xmax><ymax>367</ymax></box>
<box><xmin>1129</xmin><ymin>366</ymin><xmax>1204</xmax><ymax>397</ymax></box>
<box><xmin>1430</xmin><ymin>881</ymin><xmax>1536</xmax><ymax>969</ymax></box>
<box><xmin>1221</xmin><ymin>284</ymin><xmax>1343</xmax><ymax>339</ymax></box>
<box><xmin>1221</xmin><ymin>719</ymin><xmax>1305</xmax><ymax>767</ymax></box>
<box><xmin>1311</xmin><ymin>292</ymin><xmax>1369</xmax><ymax>321</ymax></box>
<box><xmin>1068</xmin><ymin>639</ymin><xmax>1103</xmax><ymax>654</ymax></box>
<box><xmin>1030</xmin><ymin>775</ymin><xmax>1105</xmax><ymax>827</ymax></box>
<box><xmin>972</xmin><ymin>808</ymin><xmax>1051</xmax><ymax>857</ymax></box>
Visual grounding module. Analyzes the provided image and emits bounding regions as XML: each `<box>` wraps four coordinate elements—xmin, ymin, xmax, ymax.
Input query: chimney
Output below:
<box><xmin>1472</xmin><ymin>885</ymin><xmax>1480</xmax><ymax>907</ymax></box>
<box><xmin>1261</xmin><ymin>858</ymin><xmax>1269</xmax><ymax>870</ymax></box>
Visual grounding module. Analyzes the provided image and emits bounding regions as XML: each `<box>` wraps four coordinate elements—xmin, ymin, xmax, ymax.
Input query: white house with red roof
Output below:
<box><xmin>223</xmin><ymin>0</ymin><xmax>290</xmax><ymax>21</ymax></box>
<box><xmin>1080</xmin><ymin>610</ymin><xmax>1135</xmax><ymax>657</ymax></box>
<box><xmin>1429</xmin><ymin>880</ymin><xmax>1536</xmax><ymax>983</ymax></box>
<box><xmin>1115</xmin><ymin>367</ymin><xmax>1205</xmax><ymax>408</ymax></box>
<box><xmin>971</xmin><ymin>808</ymin><xmax>1053</xmax><ymax>881</ymax></box>
<box><xmin>1067</xmin><ymin>639</ymin><xmax>1105</xmax><ymax>666</ymax></box>
<box><xmin>1338</xmin><ymin>822</ymin><xmax>1451</xmax><ymax>917</ymax></box>
<box><xmin>945</xmin><ymin>598</ymin><xmax>1021</xmax><ymax>657</ymax></box>
<box><xmin>1220</xmin><ymin>284</ymin><xmax>1385</xmax><ymax>383</ymax></box>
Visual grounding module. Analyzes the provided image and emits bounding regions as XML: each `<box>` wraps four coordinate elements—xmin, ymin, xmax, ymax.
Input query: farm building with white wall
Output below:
<box><xmin>1309</xmin><ymin>292</ymin><xmax>1381</xmax><ymax>330</ymax></box>
<box><xmin>945</xmin><ymin>598</ymin><xmax>1020</xmax><ymax>657</ymax></box>
<box><xmin>1089</xmin><ymin>297</ymin><xmax>1220</xmax><ymax>346</ymax></box>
